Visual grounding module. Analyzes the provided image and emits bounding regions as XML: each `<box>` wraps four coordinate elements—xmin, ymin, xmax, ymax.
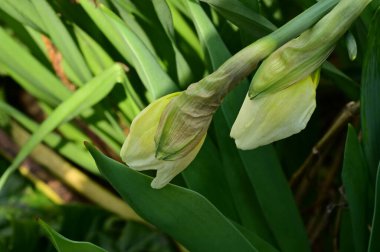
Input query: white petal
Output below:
<box><xmin>231</xmin><ymin>75</ymin><xmax>317</xmax><ymax>150</ymax></box>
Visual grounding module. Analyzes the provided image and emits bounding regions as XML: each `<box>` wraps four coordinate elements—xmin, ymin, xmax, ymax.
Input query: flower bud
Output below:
<box><xmin>120</xmin><ymin>92</ymin><xmax>205</xmax><ymax>189</ymax></box>
<box><xmin>249</xmin><ymin>0</ymin><xmax>371</xmax><ymax>99</ymax></box>
<box><xmin>231</xmin><ymin>72</ymin><xmax>320</xmax><ymax>150</ymax></box>
<box><xmin>155</xmin><ymin>38</ymin><xmax>277</xmax><ymax>161</ymax></box>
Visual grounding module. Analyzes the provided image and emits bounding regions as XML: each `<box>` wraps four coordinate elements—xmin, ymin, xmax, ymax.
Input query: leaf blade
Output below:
<box><xmin>86</xmin><ymin>143</ymin><xmax>258</xmax><ymax>252</ymax></box>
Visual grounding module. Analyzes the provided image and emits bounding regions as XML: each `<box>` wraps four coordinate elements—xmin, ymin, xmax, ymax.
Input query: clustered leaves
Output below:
<box><xmin>0</xmin><ymin>0</ymin><xmax>380</xmax><ymax>252</ymax></box>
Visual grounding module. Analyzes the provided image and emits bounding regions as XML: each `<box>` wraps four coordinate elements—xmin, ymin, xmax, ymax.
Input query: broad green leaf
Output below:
<box><xmin>38</xmin><ymin>219</ymin><xmax>107</xmax><ymax>252</ymax></box>
<box><xmin>0</xmin><ymin>64</ymin><xmax>124</xmax><ymax>190</ymax></box>
<box><xmin>86</xmin><ymin>143</ymin><xmax>257</xmax><ymax>252</ymax></box>
<box><xmin>339</xmin><ymin>209</ymin><xmax>356</xmax><ymax>252</ymax></box>
<box><xmin>239</xmin><ymin>146</ymin><xmax>310</xmax><ymax>252</ymax></box>
<box><xmin>369</xmin><ymin>163</ymin><xmax>380</xmax><ymax>252</ymax></box>
<box><xmin>0</xmin><ymin>27</ymin><xmax>71</xmax><ymax>106</ymax></box>
<box><xmin>238</xmin><ymin>0</ymin><xmax>260</xmax><ymax>12</ymax></box>
<box><xmin>361</xmin><ymin>9</ymin><xmax>380</xmax><ymax>178</ymax></box>
<box><xmin>80</xmin><ymin>0</ymin><xmax>178</xmax><ymax>100</ymax></box>
<box><xmin>187</xmin><ymin>2</ymin><xmax>309</xmax><ymax>251</ymax></box>
<box><xmin>341</xmin><ymin>125</ymin><xmax>369</xmax><ymax>252</ymax></box>
<box><xmin>31</xmin><ymin>0</ymin><xmax>93</xmax><ymax>85</ymax></box>
<box><xmin>185</xmin><ymin>1</ymin><xmax>275</xmax><ymax>240</ymax></box>
<box><xmin>234</xmin><ymin>222</ymin><xmax>279</xmax><ymax>252</ymax></box>
<box><xmin>212</xmin><ymin>112</ymin><xmax>276</xmax><ymax>243</ymax></box>
<box><xmin>183</xmin><ymin>137</ymin><xmax>239</xmax><ymax>222</ymax></box>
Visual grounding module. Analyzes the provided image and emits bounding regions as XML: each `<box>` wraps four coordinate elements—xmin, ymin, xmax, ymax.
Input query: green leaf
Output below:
<box><xmin>361</xmin><ymin>9</ymin><xmax>380</xmax><ymax>178</ymax></box>
<box><xmin>0</xmin><ymin>0</ymin><xmax>45</xmax><ymax>32</ymax></box>
<box><xmin>80</xmin><ymin>0</ymin><xmax>178</xmax><ymax>100</ymax></box>
<box><xmin>74</xmin><ymin>25</ymin><xmax>114</xmax><ymax>76</ymax></box>
<box><xmin>0</xmin><ymin>64</ymin><xmax>124</xmax><ymax>190</ymax></box>
<box><xmin>31</xmin><ymin>0</ymin><xmax>93</xmax><ymax>85</ymax></box>
<box><xmin>234</xmin><ymin>222</ymin><xmax>279</xmax><ymax>252</ymax></box>
<box><xmin>0</xmin><ymin>102</ymin><xmax>98</xmax><ymax>174</ymax></box>
<box><xmin>212</xmin><ymin>112</ymin><xmax>276</xmax><ymax>243</ymax></box>
<box><xmin>0</xmin><ymin>27</ymin><xmax>71</xmax><ymax>106</ymax></box>
<box><xmin>86</xmin><ymin>143</ymin><xmax>257</xmax><ymax>252</ymax></box>
<box><xmin>339</xmin><ymin>209</ymin><xmax>355</xmax><ymax>252</ymax></box>
<box><xmin>200</xmin><ymin>0</ymin><xmax>276</xmax><ymax>39</ymax></box>
<box><xmin>187</xmin><ymin>2</ymin><xmax>309</xmax><ymax>251</ymax></box>
<box><xmin>341</xmin><ymin>125</ymin><xmax>369</xmax><ymax>252</ymax></box>
<box><xmin>185</xmin><ymin>1</ymin><xmax>275</xmax><ymax>240</ymax></box>
<box><xmin>369</xmin><ymin>162</ymin><xmax>380</xmax><ymax>252</ymax></box>
<box><xmin>152</xmin><ymin>0</ymin><xmax>193</xmax><ymax>87</ymax></box>
<box><xmin>183</xmin><ymin>137</ymin><xmax>239</xmax><ymax>222</ymax></box>
<box><xmin>38</xmin><ymin>219</ymin><xmax>107</xmax><ymax>252</ymax></box>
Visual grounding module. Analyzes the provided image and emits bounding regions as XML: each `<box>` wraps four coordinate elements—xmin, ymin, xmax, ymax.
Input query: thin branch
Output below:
<box><xmin>290</xmin><ymin>101</ymin><xmax>360</xmax><ymax>187</ymax></box>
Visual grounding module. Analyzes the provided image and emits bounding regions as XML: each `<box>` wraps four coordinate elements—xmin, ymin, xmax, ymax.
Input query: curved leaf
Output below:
<box><xmin>86</xmin><ymin>143</ymin><xmax>257</xmax><ymax>252</ymax></box>
<box><xmin>38</xmin><ymin>219</ymin><xmax>107</xmax><ymax>252</ymax></box>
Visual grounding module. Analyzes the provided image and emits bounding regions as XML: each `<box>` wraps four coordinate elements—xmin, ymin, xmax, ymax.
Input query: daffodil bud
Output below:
<box><xmin>231</xmin><ymin>72</ymin><xmax>320</xmax><ymax>150</ymax></box>
<box><xmin>155</xmin><ymin>38</ymin><xmax>277</xmax><ymax>161</ymax></box>
<box><xmin>120</xmin><ymin>0</ymin><xmax>344</xmax><ymax>188</ymax></box>
<box><xmin>249</xmin><ymin>0</ymin><xmax>372</xmax><ymax>99</ymax></box>
<box><xmin>120</xmin><ymin>92</ymin><xmax>205</xmax><ymax>189</ymax></box>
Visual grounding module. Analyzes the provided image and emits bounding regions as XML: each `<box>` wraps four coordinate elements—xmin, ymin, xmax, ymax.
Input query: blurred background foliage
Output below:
<box><xmin>0</xmin><ymin>0</ymin><xmax>379</xmax><ymax>251</ymax></box>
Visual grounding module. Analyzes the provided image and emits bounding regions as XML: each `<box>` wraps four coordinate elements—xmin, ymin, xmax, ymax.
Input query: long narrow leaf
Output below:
<box><xmin>0</xmin><ymin>27</ymin><xmax>71</xmax><ymax>106</ymax></box>
<box><xmin>152</xmin><ymin>0</ymin><xmax>193</xmax><ymax>87</ymax></box>
<box><xmin>80</xmin><ymin>0</ymin><xmax>178</xmax><ymax>100</ymax></box>
<box><xmin>0</xmin><ymin>102</ymin><xmax>98</xmax><ymax>174</ymax></box>
<box><xmin>0</xmin><ymin>0</ymin><xmax>45</xmax><ymax>32</ymax></box>
<box><xmin>187</xmin><ymin>2</ymin><xmax>310</xmax><ymax>251</ymax></box>
<box><xmin>369</xmin><ymin>163</ymin><xmax>380</xmax><ymax>252</ymax></box>
<box><xmin>200</xmin><ymin>0</ymin><xmax>276</xmax><ymax>39</ymax></box>
<box><xmin>186</xmin><ymin>0</ymin><xmax>276</xmax><ymax>242</ymax></box>
<box><xmin>342</xmin><ymin>125</ymin><xmax>369</xmax><ymax>252</ymax></box>
<box><xmin>86</xmin><ymin>143</ymin><xmax>257</xmax><ymax>252</ymax></box>
<box><xmin>31</xmin><ymin>0</ymin><xmax>93</xmax><ymax>84</ymax></box>
<box><xmin>0</xmin><ymin>64</ymin><xmax>124</xmax><ymax>190</ymax></box>
<box><xmin>361</xmin><ymin>9</ymin><xmax>380</xmax><ymax>178</ymax></box>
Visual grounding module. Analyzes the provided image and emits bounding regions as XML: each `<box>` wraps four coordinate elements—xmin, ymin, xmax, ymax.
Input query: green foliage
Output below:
<box><xmin>38</xmin><ymin>219</ymin><xmax>107</xmax><ymax>252</ymax></box>
<box><xmin>0</xmin><ymin>0</ymin><xmax>379</xmax><ymax>251</ymax></box>
<box><xmin>86</xmin><ymin>143</ymin><xmax>262</xmax><ymax>252</ymax></box>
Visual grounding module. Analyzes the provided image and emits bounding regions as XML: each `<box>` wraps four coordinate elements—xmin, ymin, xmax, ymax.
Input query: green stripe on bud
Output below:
<box><xmin>249</xmin><ymin>0</ymin><xmax>372</xmax><ymax>99</ymax></box>
<box><xmin>155</xmin><ymin>38</ymin><xmax>277</xmax><ymax>161</ymax></box>
<box><xmin>120</xmin><ymin>92</ymin><xmax>206</xmax><ymax>189</ymax></box>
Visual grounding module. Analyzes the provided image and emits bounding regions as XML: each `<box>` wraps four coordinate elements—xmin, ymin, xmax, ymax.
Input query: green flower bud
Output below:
<box><xmin>249</xmin><ymin>0</ymin><xmax>372</xmax><ymax>99</ymax></box>
<box><xmin>231</xmin><ymin>72</ymin><xmax>320</xmax><ymax>150</ymax></box>
<box><xmin>120</xmin><ymin>92</ymin><xmax>205</xmax><ymax>189</ymax></box>
<box><xmin>155</xmin><ymin>38</ymin><xmax>277</xmax><ymax>161</ymax></box>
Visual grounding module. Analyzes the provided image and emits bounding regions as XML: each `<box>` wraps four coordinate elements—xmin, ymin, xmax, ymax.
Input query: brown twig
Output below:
<box><xmin>290</xmin><ymin>101</ymin><xmax>360</xmax><ymax>187</ymax></box>
<box><xmin>295</xmin><ymin>142</ymin><xmax>332</xmax><ymax>203</ymax></box>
